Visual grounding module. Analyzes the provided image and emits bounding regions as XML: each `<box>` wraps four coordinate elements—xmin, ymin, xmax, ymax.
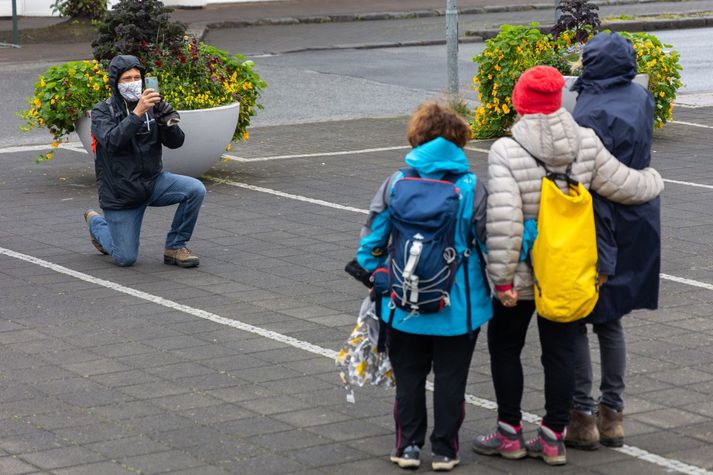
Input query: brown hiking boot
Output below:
<box><xmin>83</xmin><ymin>209</ymin><xmax>108</xmax><ymax>255</ymax></box>
<box><xmin>565</xmin><ymin>410</ymin><xmax>599</xmax><ymax>450</ymax></box>
<box><xmin>164</xmin><ymin>247</ymin><xmax>200</xmax><ymax>268</ymax></box>
<box><xmin>597</xmin><ymin>404</ymin><xmax>624</xmax><ymax>447</ymax></box>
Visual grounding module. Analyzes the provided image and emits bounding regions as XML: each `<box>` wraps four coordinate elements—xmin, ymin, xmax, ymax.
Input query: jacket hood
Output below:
<box><xmin>108</xmin><ymin>55</ymin><xmax>145</xmax><ymax>103</ymax></box>
<box><xmin>404</xmin><ymin>137</ymin><xmax>469</xmax><ymax>179</ymax></box>
<box><xmin>510</xmin><ymin>108</ymin><xmax>581</xmax><ymax>167</ymax></box>
<box><xmin>572</xmin><ymin>33</ymin><xmax>637</xmax><ymax>94</ymax></box>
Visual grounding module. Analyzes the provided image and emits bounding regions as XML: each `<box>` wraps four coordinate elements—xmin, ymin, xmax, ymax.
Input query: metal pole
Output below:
<box><xmin>554</xmin><ymin>0</ymin><xmax>561</xmax><ymax>22</ymax></box>
<box><xmin>446</xmin><ymin>0</ymin><xmax>458</xmax><ymax>100</ymax></box>
<box><xmin>12</xmin><ymin>0</ymin><xmax>18</xmax><ymax>46</ymax></box>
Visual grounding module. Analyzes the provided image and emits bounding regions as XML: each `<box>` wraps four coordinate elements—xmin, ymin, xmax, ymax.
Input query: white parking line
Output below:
<box><xmin>0</xmin><ymin>245</ymin><xmax>709</xmax><ymax>475</ymax></box>
<box><xmin>0</xmin><ymin>142</ymin><xmax>85</xmax><ymax>154</ymax></box>
<box><xmin>225</xmin><ymin>145</ymin><xmax>410</xmax><ymax>162</ymax></box>
<box><xmin>208</xmin><ymin>176</ymin><xmax>713</xmax><ymax>292</ymax></box>
<box><xmin>672</xmin><ymin>120</ymin><xmax>713</xmax><ymax>129</ymax></box>
<box><xmin>663</xmin><ymin>179</ymin><xmax>713</xmax><ymax>190</ymax></box>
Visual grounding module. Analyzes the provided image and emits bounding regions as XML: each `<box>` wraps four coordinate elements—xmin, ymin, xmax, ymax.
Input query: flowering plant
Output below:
<box><xmin>18</xmin><ymin>60</ymin><xmax>111</xmax><ymax>161</ymax></box>
<box><xmin>472</xmin><ymin>24</ymin><xmax>571</xmax><ymax>139</ymax></box>
<box><xmin>472</xmin><ymin>24</ymin><xmax>683</xmax><ymax>139</ymax></box>
<box><xmin>19</xmin><ymin>38</ymin><xmax>265</xmax><ymax>161</ymax></box>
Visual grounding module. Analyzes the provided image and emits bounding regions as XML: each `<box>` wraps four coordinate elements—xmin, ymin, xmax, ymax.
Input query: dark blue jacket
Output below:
<box><xmin>91</xmin><ymin>55</ymin><xmax>184</xmax><ymax>210</ymax></box>
<box><xmin>572</xmin><ymin>32</ymin><xmax>661</xmax><ymax>324</ymax></box>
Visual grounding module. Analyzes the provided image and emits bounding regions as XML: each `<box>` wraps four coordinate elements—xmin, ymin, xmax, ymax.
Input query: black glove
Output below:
<box><xmin>154</xmin><ymin>100</ymin><xmax>180</xmax><ymax>126</ymax></box>
<box><xmin>345</xmin><ymin>258</ymin><xmax>373</xmax><ymax>289</ymax></box>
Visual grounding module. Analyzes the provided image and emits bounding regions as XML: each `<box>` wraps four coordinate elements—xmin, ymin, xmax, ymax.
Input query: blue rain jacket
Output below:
<box><xmin>572</xmin><ymin>32</ymin><xmax>661</xmax><ymax>323</ymax></box>
<box><xmin>357</xmin><ymin>138</ymin><xmax>492</xmax><ymax>336</ymax></box>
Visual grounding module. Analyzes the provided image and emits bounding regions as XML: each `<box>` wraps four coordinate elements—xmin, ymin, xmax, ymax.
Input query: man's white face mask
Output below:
<box><xmin>118</xmin><ymin>79</ymin><xmax>142</xmax><ymax>102</ymax></box>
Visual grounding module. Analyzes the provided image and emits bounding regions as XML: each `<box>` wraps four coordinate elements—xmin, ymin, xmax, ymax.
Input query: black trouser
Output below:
<box><xmin>388</xmin><ymin>328</ymin><xmax>478</xmax><ymax>458</ymax></box>
<box><xmin>487</xmin><ymin>300</ymin><xmax>578</xmax><ymax>433</ymax></box>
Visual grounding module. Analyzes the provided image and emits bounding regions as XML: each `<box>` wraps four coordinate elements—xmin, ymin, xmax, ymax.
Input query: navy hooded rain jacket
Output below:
<box><xmin>572</xmin><ymin>32</ymin><xmax>661</xmax><ymax>323</ymax></box>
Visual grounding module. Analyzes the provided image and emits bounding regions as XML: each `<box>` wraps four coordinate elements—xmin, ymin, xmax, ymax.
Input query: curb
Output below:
<box><xmin>200</xmin><ymin>0</ymin><xmax>701</xmax><ymax>31</ymax></box>
<box><xmin>465</xmin><ymin>16</ymin><xmax>713</xmax><ymax>39</ymax></box>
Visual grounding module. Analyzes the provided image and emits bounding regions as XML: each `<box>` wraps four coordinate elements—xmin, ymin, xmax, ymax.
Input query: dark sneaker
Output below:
<box><xmin>83</xmin><ymin>209</ymin><xmax>108</xmax><ymax>255</ymax></box>
<box><xmin>390</xmin><ymin>444</ymin><xmax>421</xmax><ymax>469</ymax></box>
<box><xmin>164</xmin><ymin>247</ymin><xmax>200</xmax><ymax>268</ymax></box>
<box><xmin>526</xmin><ymin>426</ymin><xmax>567</xmax><ymax>466</ymax></box>
<box><xmin>565</xmin><ymin>409</ymin><xmax>600</xmax><ymax>450</ymax></box>
<box><xmin>473</xmin><ymin>421</ymin><xmax>527</xmax><ymax>459</ymax></box>
<box><xmin>432</xmin><ymin>453</ymin><xmax>460</xmax><ymax>472</ymax></box>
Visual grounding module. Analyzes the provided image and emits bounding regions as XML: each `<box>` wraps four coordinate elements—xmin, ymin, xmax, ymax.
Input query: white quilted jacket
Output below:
<box><xmin>486</xmin><ymin>108</ymin><xmax>664</xmax><ymax>300</ymax></box>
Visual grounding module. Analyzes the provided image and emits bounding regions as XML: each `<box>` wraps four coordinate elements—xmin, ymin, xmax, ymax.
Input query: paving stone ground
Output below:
<box><xmin>0</xmin><ymin>107</ymin><xmax>712</xmax><ymax>474</ymax></box>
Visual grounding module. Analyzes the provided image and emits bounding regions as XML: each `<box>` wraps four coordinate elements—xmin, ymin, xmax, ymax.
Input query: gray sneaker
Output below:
<box><xmin>526</xmin><ymin>426</ymin><xmax>567</xmax><ymax>466</ymax></box>
<box><xmin>390</xmin><ymin>444</ymin><xmax>421</xmax><ymax>469</ymax></box>
<box><xmin>432</xmin><ymin>453</ymin><xmax>460</xmax><ymax>472</ymax></box>
<box><xmin>473</xmin><ymin>421</ymin><xmax>527</xmax><ymax>459</ymax></box>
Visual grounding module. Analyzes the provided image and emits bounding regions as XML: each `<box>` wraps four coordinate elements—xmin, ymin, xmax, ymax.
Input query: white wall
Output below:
<box><xmin>3</xmin><ymin>0</ymin><xmax>270</xmax><ymax>16</ymax></box>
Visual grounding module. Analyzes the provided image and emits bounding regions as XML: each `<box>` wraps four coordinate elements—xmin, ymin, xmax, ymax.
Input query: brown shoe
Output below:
<box><xmin>164</xmin><ymin>247</ymin><xmax>200</xmax><ymax>268</ymax></box>
<box><xmin>84</xmin><ymin>209</ymin><xmax>108</xmax><ymax>255</ymax></box>
<box><xmin>565</xmin><ymin>410</ymin><xmax>599</xmax><ymax>450</ymax></box>
<box><xmin>597</xmin><ymin>404</ymin><xmax>624</xmax><ymax>447</ymax></box>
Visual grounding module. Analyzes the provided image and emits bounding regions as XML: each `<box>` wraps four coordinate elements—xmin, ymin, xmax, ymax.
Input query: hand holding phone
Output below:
<box><xmin>144</xmin><ymin>76</ymin><xmax>159</xmax><ymax>93</ymax></box>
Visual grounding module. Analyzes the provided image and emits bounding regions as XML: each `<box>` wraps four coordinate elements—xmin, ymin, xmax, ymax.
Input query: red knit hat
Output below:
<box><xmin>511</xmin><ymin>66</ymin><xmax>565</xmax><ymax>115</ymax></box>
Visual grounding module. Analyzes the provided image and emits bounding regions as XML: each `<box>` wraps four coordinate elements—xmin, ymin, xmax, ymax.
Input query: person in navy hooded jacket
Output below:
<box><xmin>350</xmin><ymin>101</ymin><xmax>492</xmax><ymax>472</ymax></box>
<box><xmin>565</xmin><ymin>32</ymin><xmax>661</xmax><ymax>450</ymax></box>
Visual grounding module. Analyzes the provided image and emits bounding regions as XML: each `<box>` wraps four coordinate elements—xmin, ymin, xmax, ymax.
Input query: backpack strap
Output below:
<box><xmin>509</xmin><ymin>137</ymin><xmax>578</xmax><ymax>187</ymax></box>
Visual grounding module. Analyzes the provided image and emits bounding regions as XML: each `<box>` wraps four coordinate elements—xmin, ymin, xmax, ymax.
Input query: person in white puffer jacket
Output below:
<box><xmin>471</xmin><ymin>66</ymin><xmax>664</xmax><ymax>466</ymax></box>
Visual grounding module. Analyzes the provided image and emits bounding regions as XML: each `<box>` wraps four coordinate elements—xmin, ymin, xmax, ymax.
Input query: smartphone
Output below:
<box><xmin>144</xmin><ymin>76</ymin><xmax>159</xmax><ymax>93</ymax></box>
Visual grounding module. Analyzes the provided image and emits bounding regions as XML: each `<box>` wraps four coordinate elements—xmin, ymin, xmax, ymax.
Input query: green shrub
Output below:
<box><xmin>472</xmin><ymin>24</ymin><xmax>571</xmax><ymax>139</ymax></box>
<box><xmin>51</xmin><ymin>0</ymin><xmax>107</xmax><ymax>20</ymax></box>
<box><xmin>92</xmin><ymin>0</ymin><xmax>186</xmax><ymax>62</ymax></box>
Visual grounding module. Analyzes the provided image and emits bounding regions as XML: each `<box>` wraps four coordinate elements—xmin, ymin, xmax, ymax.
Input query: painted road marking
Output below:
<box><xmin>207</xmin><ymin>176</ymin><xmax>713</xmax><ymax>292</ymax></box>
<box><xmin>3</xmin><ymin>143</ymin><xmax>713</xmax><ymax>192</ymax></box>
<box><xmin>0</xmin><ymin>244</ymin><xmax>710</xmax><ymax>475</ymax></box>
<box><xmin>205</xmin><ymin>176</ymin><xmax>369</xmax><ymax>214</ymax></box>
<box><xmin>224</xmin><ymin>145</ymin><xmax>410</xmax><ymax>162</ymax></box>
<box><xmin>672</xmin><ymin>120</ymin><xmax>713</xmax><ymax>129</ymax></box>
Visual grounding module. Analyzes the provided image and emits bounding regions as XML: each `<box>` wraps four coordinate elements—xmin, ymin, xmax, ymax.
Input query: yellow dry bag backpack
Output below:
<box><xmin>531</xmin><ymin>160</ymin><xmax>599</xmax><ymax>322</ymax></box>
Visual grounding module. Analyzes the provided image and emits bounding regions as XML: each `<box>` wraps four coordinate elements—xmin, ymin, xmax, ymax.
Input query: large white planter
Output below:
<box><xmin>76</xmin><ymin>102</ymin><xmax>240</xmax><ymax>178</ymax></box>
<box><xmin>561</xmin><ymin>74</ymin><xmax>650</xmax><ymax>113</ymax></box>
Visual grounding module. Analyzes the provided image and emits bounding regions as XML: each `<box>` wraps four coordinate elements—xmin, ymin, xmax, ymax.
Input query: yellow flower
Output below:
<box><xmin>40</xmin><ymin>78</ymin><xmax>46</xmax><ymax>87</ymax></box>
<box><xmin>502</xmin><ymin>104</ymin><xmax>510</xmax><ymax>114</ymax></box>
<box><xmin>225</xmin><ymin>143</ymin><xmax>232</xmax><ymax>151</ymax></box>
<box><xmin>50</xmin><ymin>98</ymin><xmax>55</xmax><ymax>105</ymax></box>
<box><xmin>659</xmin><ymin>91</ymin><xmax>665</xmax><ymax>98</ymax></box>
<box><xmin>34</xmin><ymin>98</ymin><xmax>41</xmax><ymax>107</ymax></box>
<box><xmin>494</xmin><ymin>64</ymin><xmax>501</xmax><ymax>71</ymax></box>
<box><xmin>51</xmin><ymin>142</ymin><xmax>59</xmax><ymax>148</ymax></box>
<box><xmin>242</xmin><ymin>131</ymin><xmax>249</xmax><ymax>141</ymax></box>
<box><xmin>46</xmin><ymin>152</ymin><xmax>53</xmax><ymax>160</ymax></box>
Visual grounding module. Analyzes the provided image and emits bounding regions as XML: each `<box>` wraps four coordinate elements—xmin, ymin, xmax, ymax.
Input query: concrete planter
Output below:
<box><xmin>561</xmin><ymin>74</ymin><xmax>650</xmax><ymax>113</ymax></box>
<box><xmin>76</xmin><ymin>102</ymin><xmax>240</xmax><ymax>178</ymax></box>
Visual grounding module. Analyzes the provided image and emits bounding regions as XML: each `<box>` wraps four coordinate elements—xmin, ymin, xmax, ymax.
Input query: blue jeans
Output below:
<box><xmin>87</xmin><ymin>172</ymin><xmax>206</xmax><ymax>267</ymax></box>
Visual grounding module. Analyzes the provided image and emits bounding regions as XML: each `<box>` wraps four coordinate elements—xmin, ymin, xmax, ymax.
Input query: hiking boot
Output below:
<box><xmin>164</xmin><ymin>247</ymin><xmax>200</xmax><ymax>268</ymax></box>
<box><xmin>432</xmin><ymin>453</ymin><xmax>460</xmax><ymax>472</ymax></box>
<box><xmin>390</xmin><ymin>444</ymin><xmax>421</xmax><ymax>469</ymax></box>
<box><xmin>83</xmin><ymin>209</ymin><xmax>108</xmax><ymax>255</ymax></box>
<box><xmin>526</xmin><ymin>425</ymin><xmax>567</xmax><ymax>466</ymax></box>
<box><xmin>598</xmin><ymin>403</ymin><xmax>624</xmax><ymax>447</ymax></box>
<box><xmin>472</xmin><ymin>421</ymin><xmax>527</xmax><ymax>459</ymax></box>
<box><xmin>565</xmin><ymin>409</ymin><xmax>600</xmax><ymax>450</ymax></box>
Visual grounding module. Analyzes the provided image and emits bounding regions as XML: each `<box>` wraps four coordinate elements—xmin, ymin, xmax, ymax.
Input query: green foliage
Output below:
<box><xmin>471</xmin><ymin>25</ymin><xmax>684</xmax><ymax>139</ymax></box>
<box><xmin>92</xmin><ymin>0</ymin><xmax>186</xmax><ymax>62</ymax></box>
<box><xmin>620</xmin><ymin>31</ymin><xmax>683</xmax><ymax>128</ymax></box>
<box><xmin>19</xmin><ymin>40</ymin><xmax>266</xmax><ymax>160</ymax></box>
<box><xmin>472</xmin><ymin>24</ymin><xmax>571</xmax><ymax>139</ymax></box>
<box><xmin>51</xmin><ymin>0</ymin><xmax>107</xmax><ymax>20</ymax></box>
<box><xmin>17</xmin><ymin>60</ymin><xmax>110</xmax><ymax>162</ymax></box>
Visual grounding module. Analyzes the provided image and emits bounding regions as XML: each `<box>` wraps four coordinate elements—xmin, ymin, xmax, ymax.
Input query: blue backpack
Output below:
<box><xmin>387</xmin><ymin>168</ymin><xmax>467</xmax><ymax>314</ymax></box>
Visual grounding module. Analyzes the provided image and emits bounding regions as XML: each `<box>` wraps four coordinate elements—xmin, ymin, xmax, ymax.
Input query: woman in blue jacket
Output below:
<box><xmin>351</xmin><ymin>101</ymin><xmax>492</xmax><ymax>472</ymax></box>
<box><xmin>566</xmin><ymin>32</ymin><xmax>661</xmax><ymax>449</ymax></box>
